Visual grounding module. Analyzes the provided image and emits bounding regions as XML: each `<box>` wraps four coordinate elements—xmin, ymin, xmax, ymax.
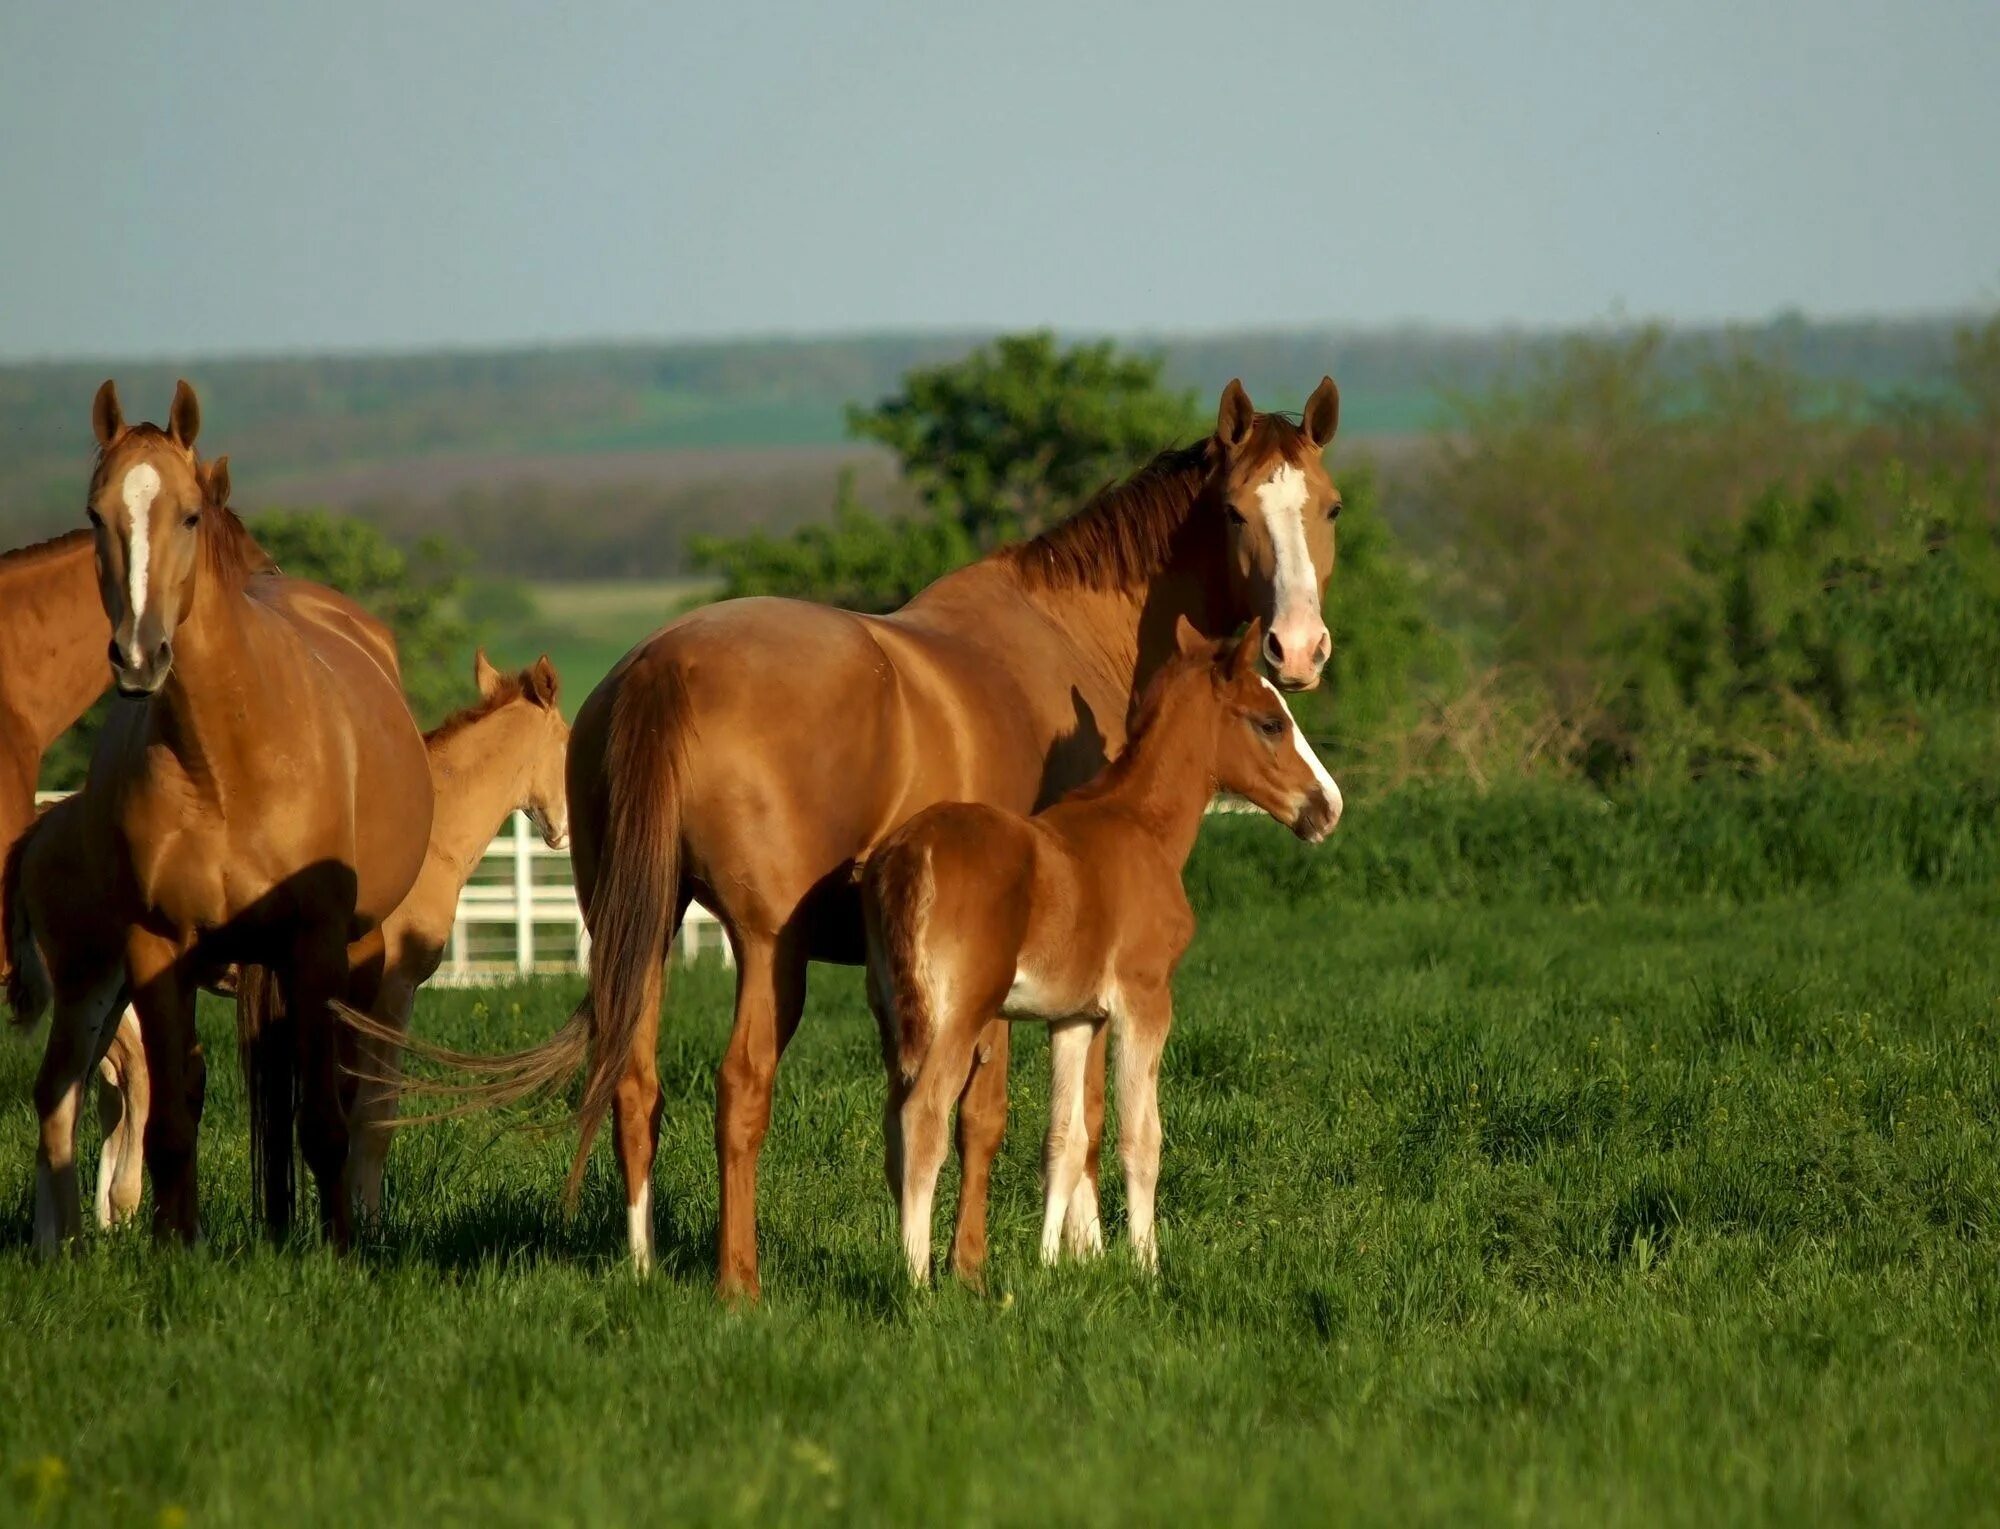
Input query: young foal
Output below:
<box><xmin>863</xmin><ymin>618</ymin><xmax>1340</xmax><ymax>1281</ymax></box>
<box><xmin>63</xmin><ymin>652</ymin><xmax>571</xmax><ymax>1232</ymax></box>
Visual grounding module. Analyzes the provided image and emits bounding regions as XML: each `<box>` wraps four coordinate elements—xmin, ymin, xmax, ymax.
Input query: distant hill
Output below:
<box><xmin>0</xmin><ymin>315</ymin><xmax>1971</xmax><ymax>574</ymax></box>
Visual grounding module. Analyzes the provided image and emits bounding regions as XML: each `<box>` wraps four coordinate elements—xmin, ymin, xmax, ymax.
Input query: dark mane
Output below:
<box><xmin>0</xmin><ymin>526</ymin><xmax>93</xmax><ymax>571</ymax></box>
<box><xmin>1000</xmin><ymin>442</ymin><xmax>1211</xmax><ymax>592</ymax></box>
<box><xmin>201</xmin><ymin>503</ymin><xmax>280</xmax><ymax>587</ymax></box>
<box><xmin>425</xmin><ymin>672</ymin><xmax>528</xmax><ymax>747</ymax></box>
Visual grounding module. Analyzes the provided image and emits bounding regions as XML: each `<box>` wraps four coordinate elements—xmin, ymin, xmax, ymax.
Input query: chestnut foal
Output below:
<box><xmin>863</xmin><ymin>618</ymin><xmax>1340</xmax><ymax>1282</ymax></box>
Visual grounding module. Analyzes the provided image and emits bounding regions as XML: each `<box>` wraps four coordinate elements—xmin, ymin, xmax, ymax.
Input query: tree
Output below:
<box><xmin>693</xmin><ymin>332</ymin><xmax>1205</xmax><ymax>609</ymax></box>
<box><xmin>39</xmin><ymin>511</ymin><xmax>471</xmax><ymax>790</ymax></box>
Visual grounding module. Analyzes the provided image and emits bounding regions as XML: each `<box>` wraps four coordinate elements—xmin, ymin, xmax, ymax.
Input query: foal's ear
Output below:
<box><xmin>1216</xmin><ymin>378</ymin><xmax>1255</xmax><ymax>449</ymax></box>
<box><xmin>200</xmin><ymin>454</ymin><xmax>232</xmax><ymax>507</ymax></box>
<box><xmin>1302</xmin><ymin>376</ymin><xmax>1340</xmax><ymax>449</ymax></box>
<box><xmin>1226</xmin><ymin>618</ymin><xmax>1265</xmax><ymax>680</ymax></box>
<box><xmin>527</xmin><ymin>654</ymin><xmax>561</xmax><ymax>708</ymax></box>
<box><xmin>92</xmin><ymin>379</ymin><xmax>126</xmax><ymax>448</ymax></box>
<box><xmin>167</xmin><ymin>379</ymin><xmax>201</xmax><ymax>450</ymax></box>
<box><xmin>473</xmin><ymin>648</ymin><xmax>503</xmax><ymax>697</ymax></box>
<box><xmin>1172</xmin><ymin>612</ymin><xmax>1207</xmax><ymax>659</ymax></box>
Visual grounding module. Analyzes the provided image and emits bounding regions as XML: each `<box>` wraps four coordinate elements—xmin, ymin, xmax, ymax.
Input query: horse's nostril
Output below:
<box><xmin>107</xmin><ymin>640</ymin><xmax>122</xmax><ymax>667</ymax></box>
<box><xmin>1263</xmin><ymin>631</ymin><xmax>1286</xmax><ymax>664</ymax></box>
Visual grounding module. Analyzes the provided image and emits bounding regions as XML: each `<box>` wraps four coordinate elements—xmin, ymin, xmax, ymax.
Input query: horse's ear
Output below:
<box><xmin>527</xmin><ymin>654</ymin><xmax>561</xmax><ymax>708</ymax></box>
<box><xmin>1226</xmin><ymin>619</ymin><xmax>1265</xmax><ymax>680</ymax></box>
<box><xmin>1172</xmin><ymin>612</ymin><xmax>1207</xmax><ymax>659</ymax></box>
<box><xmin>473</xmin><ymin>648</ymin><xmax>503</xmax><ymax>697</ymax></box>
<box><xmin>92</xmin><ymin>379</ymin><xmax>126</xmax><ymax>448</ymax></box>
<box><xmin>1302</xmin><ymin>376</ymin><xmax>1340</xmax><ymax>449</ymax></box>
<box><xmin>1216</xmin><ymin>378</ymin><xmax>1255</xmax><ymax>449</ymax></box>
<box><xmin>202</xmin><ymin>454</ymin><xmax>231</xmax><ymax>507</ymax></box>
<box><xmin>167</xmin><ymin>380</ymin><xmax>201</xmax><ymax>449</ymax></box>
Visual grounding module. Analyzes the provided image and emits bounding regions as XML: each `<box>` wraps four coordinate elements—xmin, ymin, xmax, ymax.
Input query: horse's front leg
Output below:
<box><xmin>128</xmin><ymin>930</ymin><xmax>203</xmax><ymax>1246</ymax></box>
<box><xmin>949</xmin><ymin>1018</ymin><xmax>1010</xmax><ymax>1284</ymax></box>
<box><xmin>1062</xmin><ymin>1022</ymin><xmax>1109</xmax><ymax>1258</ymax></box>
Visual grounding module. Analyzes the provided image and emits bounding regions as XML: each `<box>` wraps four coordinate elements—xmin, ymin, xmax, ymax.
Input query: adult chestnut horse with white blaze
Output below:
<box><xmin>7</xmin><ymin>381</ymin><xmax>433</xmax><ymax>1246</ymax></box>
<box><xmin>457</xmin><ymin>377</ymin><xmax>1342</xmax><ymax>1295</ymax></box>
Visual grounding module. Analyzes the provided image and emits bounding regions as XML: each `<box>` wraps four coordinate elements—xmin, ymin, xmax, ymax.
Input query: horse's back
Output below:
<box><xmin>572</xmin><ymin>595</ymin><xmax>1046</xmax><ymax>938</ymax></box>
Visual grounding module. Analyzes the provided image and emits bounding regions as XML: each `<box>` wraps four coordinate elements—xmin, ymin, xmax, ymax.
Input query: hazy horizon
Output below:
<box><xmin>3</xmin><ymin>1</ymin><xmax>1994</xmax><ymax>362</ymax></box>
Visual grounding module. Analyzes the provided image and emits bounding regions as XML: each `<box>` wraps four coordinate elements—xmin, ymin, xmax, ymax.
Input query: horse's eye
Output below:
<box><xmin>1328</xmin><ymin>501</ymin><xmax>1343</xmax><ymax>521</ymax></box>
<box><xmin>1224</xmin><ymin>504</ymin><xmax>1247</xmax><ymax>526</ymax></box>
<box><xmin>183</xmin><ymin>512</ymin><xmax>202</xmax><ymax>529</ymax></box>
<box><xmin>1255</xmin><ymin>714</ymin><xmax>1286</xmax><ymax>739</ymax></box>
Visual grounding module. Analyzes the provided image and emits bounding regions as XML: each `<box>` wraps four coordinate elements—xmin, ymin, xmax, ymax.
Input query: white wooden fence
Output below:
<box><xmin>444</xmin><ymin>811</ymin><xmax>729</xmax><ymax>985</ymax></box>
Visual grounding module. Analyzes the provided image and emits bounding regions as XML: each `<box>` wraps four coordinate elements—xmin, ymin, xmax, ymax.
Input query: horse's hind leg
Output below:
<box><xmin>715</xmin><ymin>927</ymin><xmax>808</xmax><ymax>1300</ymax></box>
<box><xmin>95</xmin><ymin>1006</ymin><xmax>149</xmax><ymax>1229</ymax></box>
<box><xmin>899</xmin><ymin>1014</ymin><xmax>983</xmax><ymax>1285</ymax></box>
<box><xmin>292</xmin><ymin>936</ymin><xmax>357</xmax><ymax>1249</ymax></box>
<box><xmin>612</xmin><ymin>976</ymin><xmax>667</xmax><ymax>1276</ymax></box>
<box><xmin>1113</xmin><ymin>986</ymin><xmax>1172</xmax><ymax>1272</ymax></box>
<box><xmin>1040</xmin><ymin>1018</ymin><xmax>1097</xmax><ymax>1265</ymax></box>
<box><xmin>343</xmin><ymin>973</ymin><xmax>414</xmax><ymax>1225</ymax></box>
<box><xmin>949</xmin><ymin>1018</ymin><xmax>1010</xmax><ymax>1285</ymax></box>
<box><xmin>1062</xmin><ymin>1024</ymin><xmax>1109</xmax><ymax>1258</ymax></box>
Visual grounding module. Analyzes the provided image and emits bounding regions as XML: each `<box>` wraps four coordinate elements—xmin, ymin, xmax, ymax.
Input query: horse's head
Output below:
<box><xmin>85</xmin><ymin>379</ymin><xmax>208</xmax><ymax>697</ymax></box>
<box><xmin>1205</xmin><ymin>376</ymin><xmax>1342</xmax><ymax>692</ymax></box>
<box><xmin>1182</xmin><ymin>615</ymin><xmax>1341</xmax><ymax>842</ymax></box>
<box><xmin>475</xmin><ymin>650</ymin><xmax>571</xmax><ymax>849</ymax></box>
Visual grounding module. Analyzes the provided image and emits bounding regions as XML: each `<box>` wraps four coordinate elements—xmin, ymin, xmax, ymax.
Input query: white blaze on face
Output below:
<box><xmin>120</xmin><ymin>463</ymin><xmax>161</xmax><ymax>627</ymax></box>
<box><xmin>1254</xmin><ymin>462</ymin><xmax>1331</xmax><ymax>680</ymax></box>
<box><xmin>1261</xmin><ymin>677</ymin><xmax>1344</xmax><ymax>825</ymax></box>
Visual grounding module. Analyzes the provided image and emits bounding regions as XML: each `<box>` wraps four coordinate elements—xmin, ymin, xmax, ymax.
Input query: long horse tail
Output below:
<box><xmin>4</xmin><ymin>823</ymin><xmax>52</xmax><ymax>1027</ymax></box>
<box><xmin>334</xmin><ymin>659</ymin><xmax>689</xmax><ymax>1209</ymax></box>
<box><xmin>236</xmin><ymin>963</ymin><xmax>297</xmax><ymax>1238</ymax></box>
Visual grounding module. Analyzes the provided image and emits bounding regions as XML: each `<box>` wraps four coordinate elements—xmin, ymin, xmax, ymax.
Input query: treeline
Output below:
<box><xmin>0</xmin><ymin>314</ymin><xmax>1974</xmax><ymax>554</ymax></box>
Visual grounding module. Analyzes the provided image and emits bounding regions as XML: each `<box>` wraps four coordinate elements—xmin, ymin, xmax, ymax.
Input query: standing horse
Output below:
<box><xmin>0</xmin><ymin>528</ymin><xmax>111</xmax><ymax>984</ymax></box>
<box><xmin>442</xmin><ymin>377</ymin><xmax>1344</xmax><ymax>1294</ymax></box>
<box><xmin>60</xmin><ymin>651</ymin><xmax>569</xmax><ymax>1232</ymax></box>
<box><xmin>863</xmin><ymin>618</ymin><xmax>1339</xmax><ymax>1282</ymax></box>
<box><xmin>11</xmin><ymin>380</ymin><xmax>433</xmax><ymax>1246</ymax></box>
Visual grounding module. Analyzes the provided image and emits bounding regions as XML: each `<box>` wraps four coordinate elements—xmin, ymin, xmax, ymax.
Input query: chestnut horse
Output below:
<box><xmin>0</xmin><ymin>529</ymin><xmax>111</xmax><ymax>984</ymax></box>
<box><xmin>864</xmin><ymin>618</ymin><xmax>1339</xmax><ymax>1281</ymax></box>
<box><xmin>440</xmin><ymin>377</ymin><xmax>1343</xmax><ymax>1295</ymax></box>
<box><xmin>46</xmin><ymin>652</ymin><xmax>569</xmax><ymax>1235</ymax></box>
<box><xmin>8</xmin><ymin>380</ymin><xmax>433</xmax><ymax>1246</ymax></box>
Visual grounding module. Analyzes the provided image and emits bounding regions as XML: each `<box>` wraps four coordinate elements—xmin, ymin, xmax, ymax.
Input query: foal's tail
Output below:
<box><xmin>337</xmin><ymin>660</ymin><xmax>689</xmax><ymax>1208</ymax></box>
<box><xmin>237</xmin><ymin>963</ymin><xmax>298</xmax><ymax>1237</ymax></box>
<box><xmin>4</xmin><ymin>820</ymin><xmax>52</xmax><ymax>1027</ymax></box>
<box><xmin>861</xmin><ymin>842</ymin><xmax>937</xmax><ymax>1083</ymax></box>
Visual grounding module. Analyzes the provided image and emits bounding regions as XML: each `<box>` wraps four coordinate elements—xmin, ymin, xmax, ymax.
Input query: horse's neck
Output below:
<box><xmin>143</xmin><ymin>574</ymin><xmax>265</xmax><ymax>787</ymax></box>
<box><xmin>0</xmin><ymin>533</ymin><xmax>110</xmax><ymax>751</ymax></box>
<box><xmin>917</xmin><ymin>528</ymin><xmax>1234</xmax><ymax>755</ymax></box>
<box><xmin>417</xmin><ymin>711</ymin><xmax>535</xmax><ymax>905</ymax></box>
<box><xmin>1074</xmin><ymin>692</ymin><xmax>1216</xmax><ymax>869</ymax></box>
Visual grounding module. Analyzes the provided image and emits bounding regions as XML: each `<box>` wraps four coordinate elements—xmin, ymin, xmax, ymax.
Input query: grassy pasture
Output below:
<box><xmin>4</xmin><ymin>851</ymin><xmax>1997</xmax><ymax>1524</ymax></box>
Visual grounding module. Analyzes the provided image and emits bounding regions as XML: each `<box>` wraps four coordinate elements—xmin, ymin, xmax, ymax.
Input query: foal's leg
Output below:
<box><xmin>612</xmin><ymin>972</ymin><xmax>667</xmax><ymax>1277</ymax></box>
<box><xmin>949</xmin><ymin>1018</ymin><xmax>1010</xmax><ymax>1284</ymax></box>
<box><xmin>1114</xmin><ymin>986</ymin><xmax>1173</xmax><ymax>1272</ymax></box>
<box><xmin>1062</xmin><ymin>1025</ymin><xmax>1109</xmax><ymax>1258</ymax></box>
<box><xmin>897</xmin><ymin>1016</ymin><xmax>983</xmax><ymax>1285</ymax></box>
<box><xmin>129</xmin><ymin>931</ymin><xmax>204</xmax><ymax>1245</ymax></box>
<box><xmin>33</xmin><ymin>981</ymin><xmax>117</xmax><ymax>1252</ymax></box>
<box><xmin>95</xmin><ymin>1006</ymin><xmax>149</xmax><ymax>1229</ymax></box>
<box><xmin>714</xmin><ymin>928</ymin><xmax>808</xmax><ymax>1300</ymax></box>
<box><xmin>1040</xmin><ymin>1018</ymin><xmax>1097</xmax><ymax>1265</ymax></box>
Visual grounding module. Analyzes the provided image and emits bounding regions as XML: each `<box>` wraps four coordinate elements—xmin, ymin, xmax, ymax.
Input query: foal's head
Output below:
<box><xmin>1204</xmin><ymin>377</ymin><xmax>1342</xmax><ymax>693</ymax></box>
<box><xmin>474</xmin><ymin>650</ymin><xmax>572</xmax><ymax>850</ymax></box>
<box><xmin>84</xmin><ymin>380</ymin><xmax>209</xmax><ymax>696</ymax></box>
<box><xmin>1171</xmin><ymin>616</ymin><xmax>1342</xmax><ymax>842</ymax></box>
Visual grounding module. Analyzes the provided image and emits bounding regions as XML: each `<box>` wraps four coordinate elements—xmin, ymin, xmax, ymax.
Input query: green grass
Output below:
<box><xmin>4</xmin><ymin>874</ymin><xmax>1998</xmax><ymax>1525</ymax></box>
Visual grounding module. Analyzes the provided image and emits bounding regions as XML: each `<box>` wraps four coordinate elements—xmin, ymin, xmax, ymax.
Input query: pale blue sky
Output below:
<box><xmin>1</xmin><ymin>0</ymin><xmax>1994</xmax><ymax>359</ymax></box>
